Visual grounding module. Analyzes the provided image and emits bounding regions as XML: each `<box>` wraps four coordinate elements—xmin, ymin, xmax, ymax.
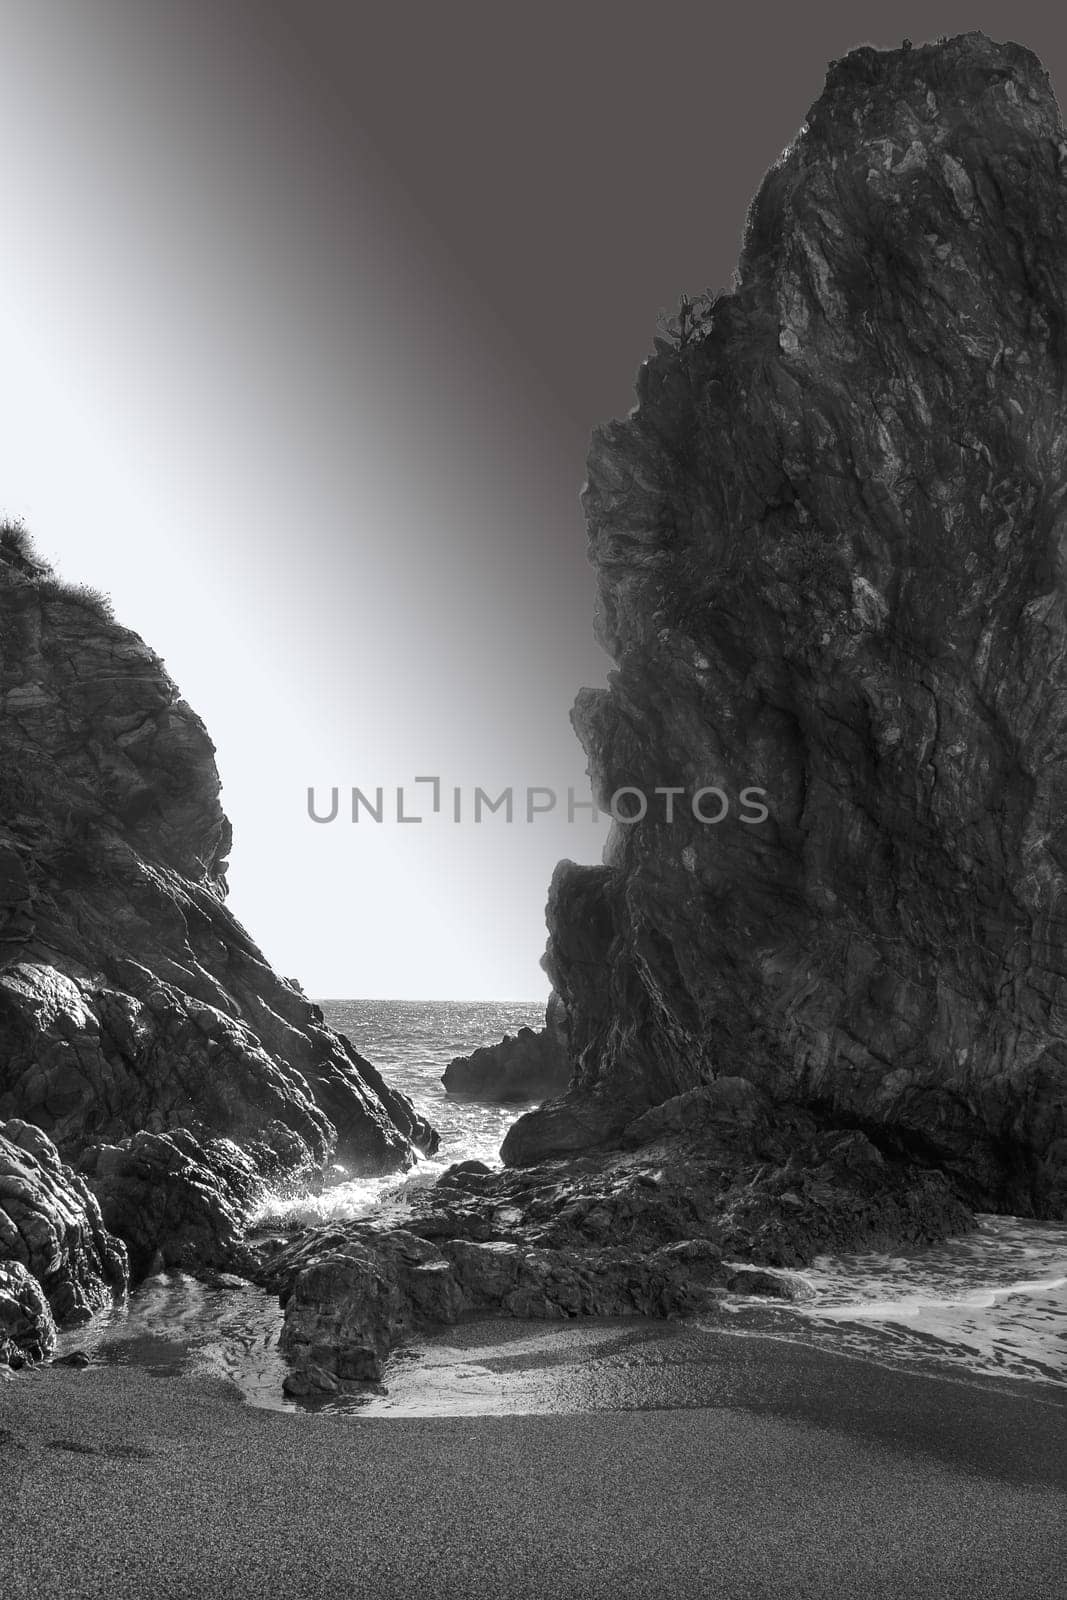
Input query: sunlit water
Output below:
<box><xmin>252</xmin><ymin>999</ymin><xmax>543</xmax><ymax>1228</ymax></box>
<box><xmin>54</xmin><ymin>1001</ymin><xmax>1067</xmax><ymax>1411</ymax></box>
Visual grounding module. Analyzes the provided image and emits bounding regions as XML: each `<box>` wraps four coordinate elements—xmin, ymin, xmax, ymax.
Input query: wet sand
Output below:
<box><xmin>1</xmin><ymin>1326</ymin><xmax>1064</xmax><ymax>1600</ymax></box>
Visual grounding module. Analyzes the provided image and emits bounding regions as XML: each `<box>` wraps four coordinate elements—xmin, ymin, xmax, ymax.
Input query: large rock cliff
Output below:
<box><xmin>504</xmin><ymin>34</ymin><xmax>1067</xmax><ymax>1218</ymax></box>
<box><xmin>0</xmin><ymin>526</ymin><xmax>437</xmax><ymax>1320</ymax></box>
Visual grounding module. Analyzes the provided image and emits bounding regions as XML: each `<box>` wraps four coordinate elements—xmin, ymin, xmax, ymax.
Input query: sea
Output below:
<box><xmin>55</xmin><ymin>1000</ymin><xmax>1067</xmax><ymax>1413</ymax></box>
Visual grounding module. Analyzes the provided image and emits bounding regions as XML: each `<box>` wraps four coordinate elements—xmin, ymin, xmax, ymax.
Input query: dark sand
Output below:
<box><xmin>1</xmin><ymin>1324</ymin><xmax>1064</xmax><ymax>1600</ymax></box>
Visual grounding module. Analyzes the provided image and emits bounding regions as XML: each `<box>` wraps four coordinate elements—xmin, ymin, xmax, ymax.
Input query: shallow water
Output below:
<box><xmin>56</xmin><ymin>1271</ymin><xmax>292</xmax><ymax>1408</ymax></box>
<box><xmin>721</xmin><ymin>1214</ymin><xmax>1067</xmax><ymax>1388</ymax></box>
<box><xmin>54</xmin><ymin>1000</ymin><xmax>1067</xmax><ymax>1412</ymax></box>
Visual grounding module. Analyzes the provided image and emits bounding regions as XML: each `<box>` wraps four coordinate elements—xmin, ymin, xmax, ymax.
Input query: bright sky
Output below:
<box><xmin>0</xmin><ymin>4</ymin><xmax>611</xmax><ymax>999</ymax></box>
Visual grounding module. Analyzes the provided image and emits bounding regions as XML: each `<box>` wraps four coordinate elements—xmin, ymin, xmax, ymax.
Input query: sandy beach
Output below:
<box><xmin>2</xmin><ymin>1326</ymin><xmax>1064</xmax><ymax>1600</ymax></box>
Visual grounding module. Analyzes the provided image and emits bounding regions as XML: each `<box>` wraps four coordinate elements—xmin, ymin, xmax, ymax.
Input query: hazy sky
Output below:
<box><xmin>3</xmin><ymin>1</ymin><xmax>1065</xmax><ymax>997</ymax></box>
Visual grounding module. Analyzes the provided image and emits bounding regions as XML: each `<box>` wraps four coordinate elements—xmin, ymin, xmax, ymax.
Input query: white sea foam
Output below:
<box><xmin>721</xmin><ymin>1216</ymin><xmax>1067</xmax><ymax>1385</ymax></box>
<box><xmin>250</xmin><ymin>999</ymin><xmax>539</xmax><ymax>1228</ymax></box>
<box><xmin>811</xmin><ymin>1275</ymin><xmax>1067</xmax><ymax>1321</ymax></box>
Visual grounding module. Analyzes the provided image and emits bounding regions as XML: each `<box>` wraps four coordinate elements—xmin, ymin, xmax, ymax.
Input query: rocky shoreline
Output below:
<box><xmin>5</xmin><ymin>32</ymin><xmax>1067</xmax><ymax>1404</ymax></box>
<box><xmin>265</xmin><ymin>1076</ymin><xmax>974</xmax><ymax>1396</ymax></box>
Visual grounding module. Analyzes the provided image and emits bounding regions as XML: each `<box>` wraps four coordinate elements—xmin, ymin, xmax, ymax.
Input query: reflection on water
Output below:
<box><xmin>356</xmin><ymin>1320</ymin><xmax>707</xmax><ymax>1417</ymax></box>
<box><xmin>55</xmin><ymin>1272</ymin><xmax>295</xmax><ymax>1410</ymax></box>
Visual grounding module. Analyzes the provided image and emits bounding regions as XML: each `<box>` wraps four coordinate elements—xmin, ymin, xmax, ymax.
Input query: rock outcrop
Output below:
<box><xmin>504</xmin><ymin>34</ymin><xmax>1067</xmax><ymax>1218</ymax></box>
<box><xmin>442</xmin><ymin>994</ymin><xmax>570</xmax><ymax>1103</ymax></box>
<box><xmin>0</xmin><ymin>525</ymin><xmax>438</xmax><ymax>1352</ymax></box>
<box><xmin>268</xmin><ymin>1075</ymin><xmax>971</xmax><ymax>1392</ymax></box>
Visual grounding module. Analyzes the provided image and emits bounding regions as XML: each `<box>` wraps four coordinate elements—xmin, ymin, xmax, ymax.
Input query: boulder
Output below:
<box><xmin>619</xmin><ymin>1078</ymin><xmax>770</xmax><ymax>1149</ymax></box>
<box><xmin>442</xmin><ymin>993</ymin><xmax>571</xmax><ymax>1104</ymax></box>
<box><xmin>273</xmin><ymin>1222</ymin><xmax>730</xmax><ymax>1392</ymax></box>
<box><xmin>78</xmin><ymin>1129</ymin><xmax>264</xmax><ymax>1278</ymax></box>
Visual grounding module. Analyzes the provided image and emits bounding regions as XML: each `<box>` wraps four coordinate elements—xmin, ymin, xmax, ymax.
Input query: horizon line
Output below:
<box><xmin>312</xmin><ymin>995</ymin><xmax>548</xmax><ymax>1005</ymax></box>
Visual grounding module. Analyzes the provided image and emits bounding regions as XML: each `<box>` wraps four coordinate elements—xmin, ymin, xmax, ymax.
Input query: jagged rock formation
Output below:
<box><xmin>0</xmin><ymin>527</ymin><xmax>438</xmax><ymax>1349</ymax></box>
<box><xmin>442</xmin><ymin>994</ymin><xmax>570</xmax><ymax>1103</ymax></box>
<box><xmin>504</xmin><ymin>34</ymin><xmax>1067</xmax><ymax>1218</ymax></box>
<box><xmin>269</xmin><ymin>1076</ymin><xmax>971</xmax><ymax>1392</ymax></box>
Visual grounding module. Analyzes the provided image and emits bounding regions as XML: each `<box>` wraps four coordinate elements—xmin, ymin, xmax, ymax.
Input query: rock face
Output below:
<box><xmin>0</xmin><ymin>526</ymin><xmax>437</xmax><ymax>1338</ymax></box>
<box><xmin>0</xmin><ymin>1120</ymin><xmax>127</xmax><ymax>1362</ymax></box>
<box><xmin>442</xmin><ymin>994</ymin><xmax>571</xmax><ymax>1103</ymax></box>
<box><xmin>79</xmin><ymin>1130</ymin><xmax>263</xmax><ymax>1279</ymax></box>
<box><xmin>504</xmin><ymin>34</ymin><xmax>1067</xmax><ymax>1218</ymax></box>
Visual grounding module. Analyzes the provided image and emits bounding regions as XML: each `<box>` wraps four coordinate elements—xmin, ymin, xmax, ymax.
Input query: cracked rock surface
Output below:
<box><xmin>506</xmin><ymin>34</ymin><xmax>1067</xmax><ymax>1218</ymax></box>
